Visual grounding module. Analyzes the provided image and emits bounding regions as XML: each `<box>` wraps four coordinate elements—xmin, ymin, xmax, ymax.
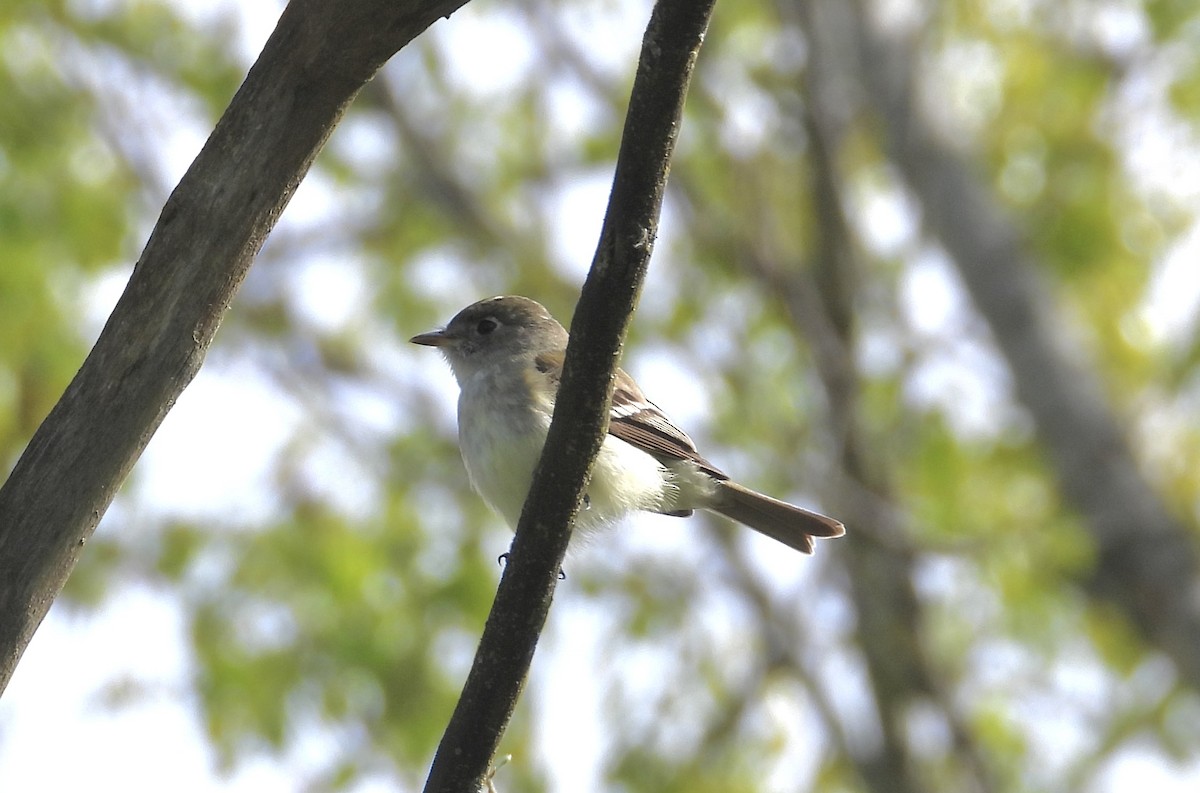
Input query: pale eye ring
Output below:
<box><xmin>476</xmin><ymin>317</ymin><xmax>498</xmax><ymax>335</ymax></box>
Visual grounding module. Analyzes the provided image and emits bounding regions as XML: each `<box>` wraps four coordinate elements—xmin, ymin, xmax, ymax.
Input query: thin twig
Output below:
<box><xmin>421</xmin><ymin>1</ymin><xmax>717</xmax><ymax>790</ymax></box>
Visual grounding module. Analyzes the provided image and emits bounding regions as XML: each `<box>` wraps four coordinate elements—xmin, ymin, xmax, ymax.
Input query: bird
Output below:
<box><xmin>410</xmin><ymin>295</ymin><xmax>844</xmax><ymax>553</ymax></box>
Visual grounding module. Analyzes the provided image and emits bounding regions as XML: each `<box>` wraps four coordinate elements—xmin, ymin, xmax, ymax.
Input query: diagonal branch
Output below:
<box><xmin>849</xmin><ymin>3</ymin><xmax>1200</xmax><ymax>685</ymax></box>
<box><xmin>421</xmin><ymin>1</ymin><xmax>716</xmax><ymax>790</ymax></box>
<box><xmin>0</xmin><ymin>0</ymin><xmax>472</xmax><ymax>696</ymax></box>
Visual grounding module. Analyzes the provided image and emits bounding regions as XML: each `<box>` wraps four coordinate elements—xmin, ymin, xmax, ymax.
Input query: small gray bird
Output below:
<box><xmin>411</xmin><ymin>296</ymin><xmax>845</xmax><ymax>553</ymax></box>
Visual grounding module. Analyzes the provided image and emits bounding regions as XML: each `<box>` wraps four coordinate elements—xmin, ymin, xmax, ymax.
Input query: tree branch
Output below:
<box><xmin>0</xmin><ymin>0</ymin><xmax>472</xmax><ymax>696</ymax></box>
<box><xmin>784</xmin><ymin>4</ymin><xmax>999</xmax><ymax>791</ymax></box>
<box><xmin>421</xmin><ymin>1</ymin><xmax>716</xmax><ymax>790</ymax></box>
<box><xmin>849</xmin><ymin>3</ymin><xmax>1200</xmax><ymax>685</ymax></box>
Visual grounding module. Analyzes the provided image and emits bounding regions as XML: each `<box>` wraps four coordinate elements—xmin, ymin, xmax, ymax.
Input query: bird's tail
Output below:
<box><xmin>709</xmin><ymin>480</ymin><xmax>845</xmax><ymax>554</ymax></box>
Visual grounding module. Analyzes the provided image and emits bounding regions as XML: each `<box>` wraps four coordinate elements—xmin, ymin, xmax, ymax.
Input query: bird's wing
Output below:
<box><xmin>533</xmin><ymin>351</ymin><xmax>726</xmax><ymax>479</ymax></box>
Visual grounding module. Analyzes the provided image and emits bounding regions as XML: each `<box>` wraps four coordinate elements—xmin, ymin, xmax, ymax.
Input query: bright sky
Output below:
<box><xmin>2</xmin><ymin>1</ymin><xmax>1200</xmax><ymax>791</ymax></box>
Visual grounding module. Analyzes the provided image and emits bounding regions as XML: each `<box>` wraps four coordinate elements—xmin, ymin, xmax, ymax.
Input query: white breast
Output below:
<box><xmin>455</xmin><ymin>365</ymin><xmax>673</xmax><ymax>534</ymax></box>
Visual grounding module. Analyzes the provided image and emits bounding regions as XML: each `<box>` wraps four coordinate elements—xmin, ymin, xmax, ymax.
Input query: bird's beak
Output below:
<box><xmin>410</xmin><ymin>329</ymin><xmax>453</xmax><ymax>347</ymax></box>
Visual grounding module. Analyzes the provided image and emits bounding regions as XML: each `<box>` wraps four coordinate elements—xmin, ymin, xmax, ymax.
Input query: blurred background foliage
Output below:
<box><xmin>2</xmin><ymin>0</ymin><xmax>1200</xmax><ymax>791</ymax></box>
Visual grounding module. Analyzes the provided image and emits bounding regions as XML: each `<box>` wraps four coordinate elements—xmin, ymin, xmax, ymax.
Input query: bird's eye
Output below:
<box><xmin>476</xmin><ymin>318</ymin><xmax>498</xmax><ymax>335</ymax></box>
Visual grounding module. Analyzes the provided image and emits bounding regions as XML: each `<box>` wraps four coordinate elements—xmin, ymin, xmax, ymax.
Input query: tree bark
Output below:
<box><xmin>0</xmin><ymin>0</ymin><xmax>472</xmax><ymax>696</ymax></box>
